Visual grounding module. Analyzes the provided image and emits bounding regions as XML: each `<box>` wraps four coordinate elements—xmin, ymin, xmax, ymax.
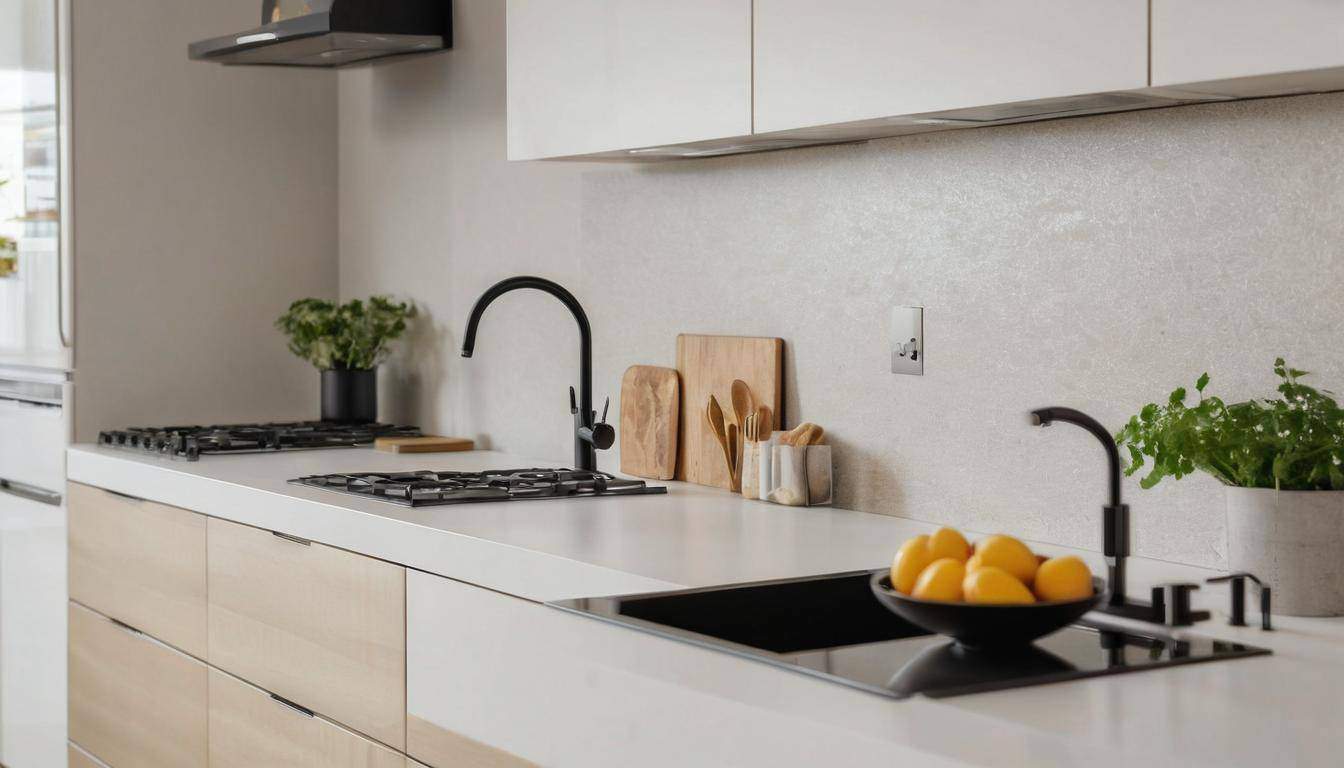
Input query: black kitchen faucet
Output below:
<box><xmin>461</xmin><ymin>276</ymin><xmax>614</xmax><ymax>472</ymax></box>
<box><xmin>1030</xmin><ymin>406</ymin><xmax>1210</xmax><ymax>627</ymax></box>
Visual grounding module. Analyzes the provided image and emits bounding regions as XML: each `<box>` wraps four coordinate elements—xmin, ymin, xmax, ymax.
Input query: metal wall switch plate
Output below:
<box><xmin>890</xmin><ymin>306</ymin><xmax>924</xmax><ymax>375</ymax></box>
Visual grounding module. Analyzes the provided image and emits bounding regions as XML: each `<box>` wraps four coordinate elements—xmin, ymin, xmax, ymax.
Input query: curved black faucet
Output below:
<box><xmin>1029</xmin><ymin>407</ymin><xmax>1134</xmax><ymax>615</ymax></box>
<box><xmin>461</xmin><ymin>276</ymin><xmax>612</xmax><ymax>471</ymax></box>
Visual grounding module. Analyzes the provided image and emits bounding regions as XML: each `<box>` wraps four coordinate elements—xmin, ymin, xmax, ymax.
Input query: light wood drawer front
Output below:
<box><xmin>68</xmin><ymin>602</ymin><xmax>208</xmax><ymax>768</ymax></box>
<box><xmin>408</xmin><ymin>714</ymin><xmax>537</xmax><ymax>768</ymax></box>
<box><xmin>209</xmin><ymin>668</ymin><xmax>405</xmax><ymax>768</ymax></box>
<box><xmin>68</xmin><ymin>482</ymin><xmax>208</xmax><ymax>656</ymax></box>
<box><xmin>207</xmin><ymin>517</ymin><xmax>406</xmax><ymax>749</ymax></box>
<box><xmin>68</xmin><ymin>742</ymin><xmax>108</xmax><ymax>768</ymax></box>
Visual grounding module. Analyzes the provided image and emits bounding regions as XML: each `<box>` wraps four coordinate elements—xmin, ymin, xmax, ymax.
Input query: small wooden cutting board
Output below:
<box><xmin>619</xmin><ymin>365</ymin><xmax>681</xmax><ymax>480</ymax></box>
<box><xmin>375</xmin><ymin>436</ymin><xmax>475</xmax><ymax>454</ymax></box>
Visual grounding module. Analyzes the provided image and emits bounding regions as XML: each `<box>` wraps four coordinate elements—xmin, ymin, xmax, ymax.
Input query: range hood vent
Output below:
<box><xmin>189</xmin><ymin>0</ymin><xmax>451</xmax><ymax>68</ymax></box>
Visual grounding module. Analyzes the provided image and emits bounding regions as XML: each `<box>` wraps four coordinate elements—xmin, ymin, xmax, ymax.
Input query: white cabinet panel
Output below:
<box><xmin>753</xmin><ymin>0</ymin><xmax>1149</xmax><ymax>133</ymax></box>
<box><xmin>1153</xmin><ymin>0</ymin><xmax>1344</xmax><ymax>86</ymax></box>
<box><xmin>0</xmin><ymin>494</ymin><xmax>65</xmax><ymax>768</ymax></box>
<box><xmin>506</xmin><ymin>0</ymin><xmax>752</xmax><ymax>159</ymax></box>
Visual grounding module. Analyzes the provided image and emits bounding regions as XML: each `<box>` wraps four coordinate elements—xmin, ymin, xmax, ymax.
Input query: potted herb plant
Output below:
<box><xmin>275</xmin><ymin>296</ymin><xmax>415</xmax><ymax>424</ymax></box>
<box><xmin>1117</xmin><ymin>359</ymin><xmax>1344</xmax><ymax>616</ymax></box>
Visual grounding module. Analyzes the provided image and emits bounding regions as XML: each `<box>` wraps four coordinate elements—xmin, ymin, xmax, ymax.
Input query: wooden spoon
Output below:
<box><xmin>727</xmin><ymin>423</ymin><xmax>740</xmax><ymax>487</ymax></box>
<box><xmin>730</xmin><ymin>380</ymin><xmax>753</xmax><ymax>436</ymax></box>
<box><xmin>755</xmin><ymin>405</ymin><xmax>773</xmax><ymax>440</ymax></box>
<box><xmin>706</xmin><ymin>396</ymin><xmax>734</xmax><ymax>478</ymax></box>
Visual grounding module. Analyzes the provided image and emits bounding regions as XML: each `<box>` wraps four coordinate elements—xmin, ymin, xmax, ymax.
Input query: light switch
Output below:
<box><xmin>890</xmin><ymin>306</ymin><xmax>923</xmax><ymax>375</ymax></box>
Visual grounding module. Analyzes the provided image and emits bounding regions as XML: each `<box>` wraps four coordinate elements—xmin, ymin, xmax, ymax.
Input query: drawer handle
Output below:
<box><xmin>269</xmin><ymin>693</ymin><xmax>315</xmax><ymax>718</ymax></box>
<box><xmin>271</xmin><ymin>530</ymin><xmax>312</xmax><ymax>546</ymax></box>
<box><xmin>108</xmin><ymin>616</ymin><xmax>142</xmax><ymax>636</ymax></box>
<box><xmin>102</xmin><ymin>489</ymin><xmax>144</xmax><ymax>503</ymax></box>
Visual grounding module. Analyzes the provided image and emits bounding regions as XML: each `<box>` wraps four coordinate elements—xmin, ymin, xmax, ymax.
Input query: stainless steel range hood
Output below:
<box><xmin>189</xmin><ymin>0</ymin><xmax>451</xmax><ymax>68</ymax></box>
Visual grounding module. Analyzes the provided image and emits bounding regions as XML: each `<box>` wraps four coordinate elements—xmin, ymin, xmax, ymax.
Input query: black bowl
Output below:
<box><xmin>869</xmin><ymin>571</ymin><xmax>1106</xmax><ymax>648</ymax></box>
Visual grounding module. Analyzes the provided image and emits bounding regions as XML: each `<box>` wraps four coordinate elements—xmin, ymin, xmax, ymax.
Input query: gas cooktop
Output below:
<box><xmin>552</xmin><ymin>571</ymin><xmax>1270</xmax><ymax>700</ymax></box>
<box><xmin>98</xmin><ymin>421</ymin><xmax>421</xmax><ymax>461</ymax></box>
<box><xmin>290</xmin><ymin>468</ymin><xmax>666</xmax><ymax>506</ymax></box>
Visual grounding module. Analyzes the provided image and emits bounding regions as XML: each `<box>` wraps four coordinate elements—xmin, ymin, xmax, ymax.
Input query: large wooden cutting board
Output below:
<box><xmin>676</xmin><ymin>334</ymin><xmax>784</xmax><ymax>489</ymax></box>
<box><xmin>619</xmin><ymin>365</ymin><xmax>681</xmax><ymax>480</ymax></box>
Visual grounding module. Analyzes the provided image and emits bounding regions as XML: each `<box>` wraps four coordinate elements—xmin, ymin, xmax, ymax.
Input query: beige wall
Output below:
<box><xmin>339</xmin><ymin>0</ymin><xmax>1344</xmax><ymax>569</ymax></box>
<box><xmin>72</xmin><ymin>0</ymin><xmax>338</xmax><ymax>438</ymax></box>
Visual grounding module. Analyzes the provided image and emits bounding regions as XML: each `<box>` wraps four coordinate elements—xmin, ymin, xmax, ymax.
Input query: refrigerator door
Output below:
<box><xmin>0</xmin><ymin>0</ymin><xmax>71</xmax><ymax>372</ymax></box>
<box><xmin>0</xmin><ymin>489</ymin><xmax>65</xmax><ymax>768</ymax></box>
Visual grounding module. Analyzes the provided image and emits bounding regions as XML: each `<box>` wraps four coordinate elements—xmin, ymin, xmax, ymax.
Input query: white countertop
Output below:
<box><xmin>67</xmin><ymin>443</ymin><xmax>1344</xmax><ymax>767</ymax></box>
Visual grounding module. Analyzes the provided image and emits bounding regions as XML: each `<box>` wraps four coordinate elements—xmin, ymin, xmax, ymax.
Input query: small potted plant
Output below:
<box><xmin>1117</xmin><ymin>359</ymin><xmax>1344</xmax><ymax>616</ymax></box>
<box><xmin>275</xmin><ymin>296</ymin><xmax>415</xmax><ymax>424</ymax></box>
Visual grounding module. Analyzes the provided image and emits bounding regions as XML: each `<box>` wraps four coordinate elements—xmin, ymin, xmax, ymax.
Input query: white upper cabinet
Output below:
<box><xmin>1152</xmin><ymin>0</ymin><xmax>1344</xmax><ymax>87</ymax></box>
<box><xmin>506</xmin><ymin>0</ymin><xmax>752</xmax><ymax>160</ymax></box>
<box><xmin>753</xmin><ymin>0</ymin><xmax>1150</xmax><ymax>134</ymax></box>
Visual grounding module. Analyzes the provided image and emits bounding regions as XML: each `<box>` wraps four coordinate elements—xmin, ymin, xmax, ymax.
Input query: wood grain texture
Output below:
<box><xmin>618</xmin><ymin>365</ymin><xmax>680</xmax><ymax>480</ymax></box>
<box><xmin>208</xmin><ymin>668</ymin><xmax>406</xmax><ymax>768</ymax></box>
<box><xmin>675</xmin><ymin>334</ymin><xmax>783</xmax><ymax>489</ymax></box>
<box><xmin>408</xmin><ymin>714</ymin><xmax>537</xmax><ymax>768</ymax></box>
<box><xmin>375</xmin><ymin>436</ymin><xmax>475</xmax><ymax>454</ymax></box>
<box><xmin>207</xmin><ymin>518</ymin><xmax>407</xmax><ymax>749</ymax></box>
<box><xmin>67</xmin><ymin>482</ymin><xmax>208</xmax><ymax>657</ymax></box>
<box><xmin>68</xmin><ymin>602</ymin><xmax>208</xmax><ymax>768</ymax></box>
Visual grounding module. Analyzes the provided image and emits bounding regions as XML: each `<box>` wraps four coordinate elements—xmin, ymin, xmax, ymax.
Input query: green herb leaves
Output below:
<box><xmin>275</xmin><ymin>296</ymin><xmax>415</xmax><ymax>371</ymax></box>
<box><xmin>1116</xmin><ymin>359</ymin><xmax>1344</xmax><ymax>491</ymax></box>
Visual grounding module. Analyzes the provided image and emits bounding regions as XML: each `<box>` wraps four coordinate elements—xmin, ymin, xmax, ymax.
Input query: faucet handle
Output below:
<box><xmin>569</xmin><ymin>386</ymin><xmax>578</xmax><ymax>415</ymax></box>
<box><xmin>599</xmin><ymin>396</ymin><xmax>610</xmax><ymax>425</ymax></box>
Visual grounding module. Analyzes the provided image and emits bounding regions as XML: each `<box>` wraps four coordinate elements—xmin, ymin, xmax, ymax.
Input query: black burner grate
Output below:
<box><xmin>98</xmin><ymin>422</ymin><xmax>422</xmax><ymax>461</ymax></box>
<box><xmin>291</xmin><ymin>468</ymin><xmax>666</xmax><ymax>506</ymax></box>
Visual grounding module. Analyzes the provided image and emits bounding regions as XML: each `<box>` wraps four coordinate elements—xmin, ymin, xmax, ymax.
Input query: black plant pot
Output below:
<box><xmin>321</xmin><ymin>368</ymin><xmax>377</xmax><ymax>424</ymax></box>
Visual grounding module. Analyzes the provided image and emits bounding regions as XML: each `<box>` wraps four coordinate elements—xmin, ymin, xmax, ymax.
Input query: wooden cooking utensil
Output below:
<box><xmin>755</xmin><ymin>405</ymin><xmax>773</xmax><ymax>439</ymax></box>
<box><xmin>731</xmin><ymin>380</ymin><xmax>753</xmax><ymax>434</ymax></box>
<box><xmin>619</xmin><ymin>365</ymin><xmax>680</xmax><ymax>480</ymax></box>
<box><xmin>727</xmin><ymin>423</ymin><xmax>741</xmax><ymax>490</ymax></box>
<box><xmin>706</xmin><ymin>396</ymin><xmax>734</xmax><ymax>478</ymax></box>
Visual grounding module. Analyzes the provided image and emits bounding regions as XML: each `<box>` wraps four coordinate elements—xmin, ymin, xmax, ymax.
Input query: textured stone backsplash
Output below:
<box><xmin>338</xmin><ymin>0</ymin><xmax>1344</xmax><ymax>570</ymax></box>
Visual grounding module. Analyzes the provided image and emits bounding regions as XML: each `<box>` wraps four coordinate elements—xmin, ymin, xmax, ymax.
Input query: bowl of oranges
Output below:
<box><xmin>869</xmin><ymin>527</ymin><xmax>1105</xmax><ymax>647</ymax></box>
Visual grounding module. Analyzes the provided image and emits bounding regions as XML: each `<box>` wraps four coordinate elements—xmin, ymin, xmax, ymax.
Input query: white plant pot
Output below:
<box><xmin>1225</xmin><ymin>487</ymin><xmax>1344</xmax><ymax>617</ymax></box>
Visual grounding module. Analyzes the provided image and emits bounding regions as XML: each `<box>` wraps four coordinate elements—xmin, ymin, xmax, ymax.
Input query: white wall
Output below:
<box><xmin>339</xmin><ymin>0</ymin><xmax>1344</xmax><ymax>570</ymax></box>
<box><xmin>72</xmin><ymin>0</ymin><xmax>338</xmax><ymax>438</ymax></box>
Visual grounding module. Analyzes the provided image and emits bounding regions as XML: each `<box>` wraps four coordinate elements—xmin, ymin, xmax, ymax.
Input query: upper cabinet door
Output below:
<box><xmin>753</xmin><ymin>0</ymin><xmax>1149</xmax><ymax>134</ymax></box>
<box><xmin>506</xmin><ymin>0</ymin><xmax>752</xmax><ymax>159</ymax></box>
<box><xmin>1153</xmin><ymin>0</ymin><xmax>1344</xmax><ymax>86</ymax></box>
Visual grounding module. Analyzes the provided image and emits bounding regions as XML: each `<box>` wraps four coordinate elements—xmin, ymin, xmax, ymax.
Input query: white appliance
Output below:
<box><xmin>0</xmin><ymin>371</ymin><xmax>67</xmax><ymax>768</ymax></box>
<box><xmin>0</xmin><ymin>0</ymin><xmax>73</xmax><ymax>765</ymax></box>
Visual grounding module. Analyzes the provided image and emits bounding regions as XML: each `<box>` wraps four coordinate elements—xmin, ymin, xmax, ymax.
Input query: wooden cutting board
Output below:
<box><xmin>619</xmin><ymin>365</ymin><xmax>681</xmax><ymax>480</ymax></box>
<box><xmin>676</xmin><ymin>334</ymin><xmax>784</xmax><ymax>490</ymax></box>
<box><xmin>375</xmin><ymin>436</ymin><xmax>475</xmax><ymax>454</ymax></box>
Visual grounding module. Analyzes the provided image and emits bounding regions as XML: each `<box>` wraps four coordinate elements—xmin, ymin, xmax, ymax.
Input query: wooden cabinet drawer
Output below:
<box><xmin>68</xmin><ymin>742</ymin><xmax>108</xmax><ymax>768</ymax></box>
<box><xmin>68</xmin><ymin>482</ymin><xmax>208</xmax><ymax>656</ymax></box>
<box><xmin>68</xmin><ymin>602</ymin><xmax>208</xmax><ymax>768</ymax></box>
<box><xmin>408</xmin><ymin>715</ymin><xmax>537</xmax><ymax>768</ymax></box>
<box><xmin>207</xmin><ymin>517</ymin><xmax>406</xmax><ymax>748</ymax></box>
<box><xmin>209</xmin><ymin>668</ymin><xmax>405</xmax><ymax>768</ymax></box>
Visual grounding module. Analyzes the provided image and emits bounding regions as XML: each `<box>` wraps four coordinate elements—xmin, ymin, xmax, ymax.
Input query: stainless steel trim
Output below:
<box><xmin>272</xmin><ymin>530</ymin><xmax>312</xmax><ymax>546</ymax></box>
<box><xmin>0</xmin><ymin>478</ymin><xmax>63</xmax><ymax>506</ymax></box>
<box><xmin>56</xmin><ymin>0</ymin><xmax>74</xmax><ymax>350</ymax></box>
<box><xmin>236</xmin><ymin>32</ymin><xmax>278</xmax><ymax>45</ymax></box>
<box><xmin>269</xmin><ymin>693</ymin><xmax>315</xmax><ymax>718</ymax></box>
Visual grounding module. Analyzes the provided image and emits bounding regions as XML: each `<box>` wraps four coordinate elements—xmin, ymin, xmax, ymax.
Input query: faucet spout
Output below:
<box><xmin>461</xmin><ymin>276</ymin><xmax>599</xmax><ymax>471</ymax></box>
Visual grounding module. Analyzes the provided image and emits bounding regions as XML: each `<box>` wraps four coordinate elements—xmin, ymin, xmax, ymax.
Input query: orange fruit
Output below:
<box><xmin>1033</xmin><ymin>556</ymin><xmax>1094</xmax><ymax>602</ymax></box>
<box><xmin>927</xmin><ymin>527</ymin><xmax>972</xmax><ymax>562</ymax></box>
<box><xmin>967</xmin><ymin>534</ymin><xmax>1039</xmax><ymax>586</ymax></box>
<box><xmin>911</xmin><ymin>558</ymin><xmax>966</xmax><ymax>602</ymax></box>
<box><xmin>890</xmin><ymin>535</ymin><xmax>934</xmax><ymax>594</ymax></box>
<box><xmin>963</xmin><ymin>566</ymin><xmax>1036</xmax><ymax>605</ymax></box>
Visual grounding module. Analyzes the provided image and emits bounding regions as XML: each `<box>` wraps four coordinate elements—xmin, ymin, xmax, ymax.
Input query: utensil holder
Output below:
<box><xmin>765</xmin><ymin>444</ymin><xmax>833</xmax><ymax>507</ymax></box>
<box><xmin>741</xmin><ymin>442</ymin><xmax>762</xmax><ymax>499</ymax></box>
